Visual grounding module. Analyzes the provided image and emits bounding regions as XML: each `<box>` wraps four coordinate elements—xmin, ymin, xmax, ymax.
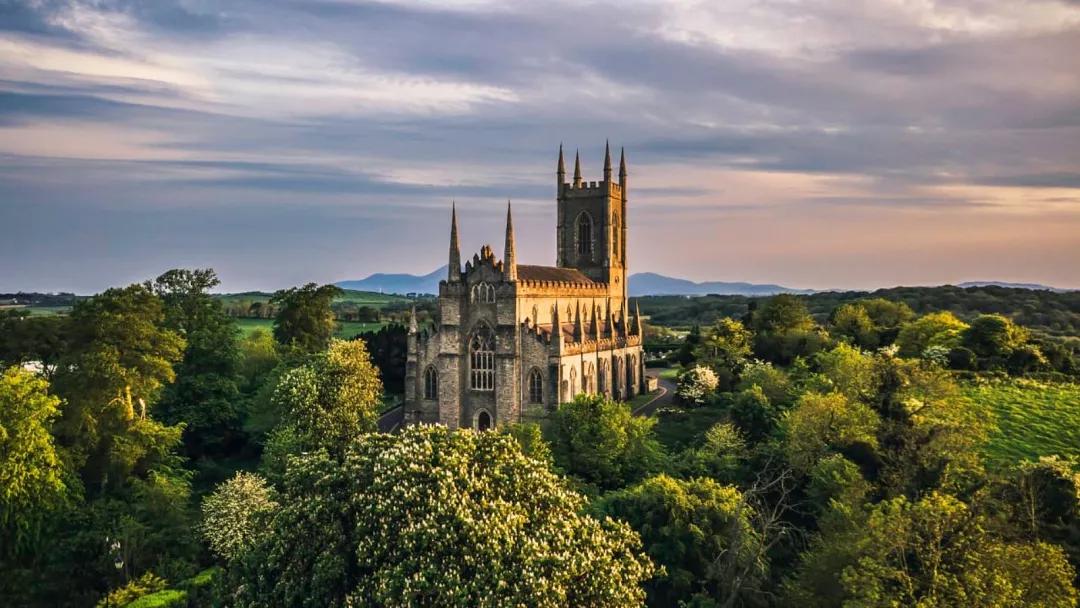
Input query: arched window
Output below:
<box><xmin>476</xmin><ymin>410</ymin><xmax>492</xmax><ymax>431</ymax></box>
<box><xmin>470</xmin><ymin>326</ymin><xmax>495</xmax><ymax>391</ymax></box>
<box><xmin>612</xmin><ymin>213</ymin><xmax>620</xmax><ymax>258</ymax></box>
<box><xmin>599</xmin><ymin>359</ymin><xmax>608</xmax><ymax>394</ymax></box>
<box><xmin>576</xmin><ymin>213</ymin><xmax>592</xmax><ymax>256</ymax></box>
<box><xmin>423</xmin><ymin>366</ymin><xmax>438</xmax><ymax>400</ymax></box>
<box><xmin>471</xmin><ymin>282</ymin><xmax>495</xmax><ymax>303</ymax></box>
<box><xmin>528</xmin><ymin>368</ymin><xmax>543</xmax><ymax>404</ymax></box>
<box><xmin>569</xmin><ymin>366</ymin><xmax>578</xmax><ymax>397</ymax></box>
<box><xmin>584</xmin><ymin>362</ymin><xmax>595</xmax><ymax>394</ymax></box>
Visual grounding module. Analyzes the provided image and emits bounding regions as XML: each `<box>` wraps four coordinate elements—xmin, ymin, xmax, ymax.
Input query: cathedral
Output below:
<box><xmin>404</xmin><ymin>143</ymin><xmax>646</xmax><ymax>430</ymax></box>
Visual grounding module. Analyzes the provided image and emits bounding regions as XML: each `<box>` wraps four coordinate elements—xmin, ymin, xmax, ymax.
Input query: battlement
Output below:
<box><xmin>559</xmin><ymin>180</ymin><xmax>622</xmax><ymax>198</ymax></box>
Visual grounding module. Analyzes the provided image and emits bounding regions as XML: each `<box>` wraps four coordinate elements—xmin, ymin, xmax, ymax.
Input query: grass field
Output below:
<box><xmin>962</xmin><ymin>379</ymin><xmax>1080</xmax><ymax>468</ymax></box>
<box><xmin>235</xmin><ymin>317</ymin><xmax>386</xmax><ymax>339</ymax></box>
<box><xmin>216</xmin><ymin>289</ymin><xmax>410</xmax><ymax>309</ymax></box>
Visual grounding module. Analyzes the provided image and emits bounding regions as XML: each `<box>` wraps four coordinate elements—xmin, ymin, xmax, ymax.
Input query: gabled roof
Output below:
<box><xmin>517</xmin><ymin>265</ymin><xmax>593</xmax><ymax>284</ymax></box>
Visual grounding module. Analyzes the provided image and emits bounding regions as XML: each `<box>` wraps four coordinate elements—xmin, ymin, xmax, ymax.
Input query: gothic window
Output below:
<box><xmin>569</xmin><ymin>366</ymin><xmax>577</xmax><ymax>397</ymax></box>
<box><xmin>584</xmin><ymin>362</ymin><xmax>595</xmax><ymax>394</ymax></box>
<box><xmin>612</xmin><ymin>213</ymin><xmax>620</xmax><ymax>258</ymax></box>
<box><xmin>470</xmin><ymin>326</ymin><xmax>495</xmax><ymax>391</ymax></box>
<box><xmin>423</xmin><ymin>365</ymin><xmax>438</xmax><ymax>400</ymax></box>
<box><xmin>576</xmin><ymin>212</ymin><xmax>593</xmax><ymax>256</ymax></box>
<box><xmin>471</xmin><ymin>282</ymin><xmax>495</xmax><ymax>303</ymax></box>
<box><xmin>528</xmin><ymin>368</ymin><xmax>543</xmax><ymax>404</ymax></box>
<box><xmin>599</xmin><ymin>359</ymin><xmax>608</xmax><ymax>394</ymax></box>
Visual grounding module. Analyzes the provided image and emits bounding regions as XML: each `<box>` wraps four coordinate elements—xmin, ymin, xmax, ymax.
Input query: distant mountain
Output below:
<box><xmin>628</xmin><ymin>272</ymin><xmax>814</xmax><ymax>297</ymax></box>
<box><xmin>955</xmin><ymin>281</ymin><xmax>1073</xmax><ymax>293</ymax></box>
<box><xmin>337</xmin><ymin>266</ymin><xmax>446</xmax><ymax>295</ymax></box>
<box><xmin>336</xmin><ymin>268</ymin><xmax>811</xmax><ymax>297</ymax></box>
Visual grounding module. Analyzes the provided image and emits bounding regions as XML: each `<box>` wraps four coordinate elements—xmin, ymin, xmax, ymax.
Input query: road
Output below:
<box><xmin>632</xmin><ymin>369</ymin><xmax>678</xmax><ymax>417</ymax></box>
<box><xmin>377</xmin><ymin>368</ymin><xmax>678</xmax><ymax>432</ymax></box>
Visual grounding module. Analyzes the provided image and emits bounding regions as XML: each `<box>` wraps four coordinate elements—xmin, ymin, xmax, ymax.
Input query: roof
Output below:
<box><xmin>517</xmin><ymin>265</ymin><xmax>594</xmax><ymax>284</ymax></box>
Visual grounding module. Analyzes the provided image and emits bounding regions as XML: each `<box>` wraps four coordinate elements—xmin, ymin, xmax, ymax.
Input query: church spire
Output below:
<box><xmin>448</xmin><ymin>201</ymin><xmax>461</xmax><ymax>282</ymax></box>
<box><xmin>573</xmin><ymin>149</ymin><xmax>582</xmax><ymax>187</ymax></box>
<box><xmin>557</xmin><ymin>143</ymin><xmax>565</xmax><ymax>188</ymax></box>
<box><xmin>574</xmin><ymin>301</ymin><xmax>584</xmax><ymax>341</ymax></box>
<box><xmin>603</xmin><ymin>139</ymin><xmax>612</xmax><ymax>182</ymax></box>
<box><xmin>619</xmin><ymin>147</ymin><xmax>627</xmax><ymax>185</ymax></box>
<box><xmin>634</xmin><ymin>301</ymin><xmax>643</xmax><ymax>336</ymax></box>
<box><xmin>408</xmin><ymin>305</ymin><xmax>418</xmax><ymax>334</ymax></box>
<box><xmin>503</xmin><ymin>200</ymin><xmax>517</xmax><ymax>281</ymax></box>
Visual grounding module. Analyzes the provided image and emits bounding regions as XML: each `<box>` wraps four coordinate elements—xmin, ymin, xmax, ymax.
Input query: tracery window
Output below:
<box><xmin>471</xmin><ymin>282</ymin><xmax>495</xmax><ymax>303</ymax></box>
<box><xmin>576</xmin><ymin>213</ymin><xmax>593</xmax><ymax>256</ymax></box>
<box><xmin>569</xmin><ymin>366</ymin><xmax>578</xmax><ymax>397</ymax></box>
<box><xmin>423</xmin><ymin>365</ymin><xmax>438</xmax><ymax>400</ymax></box>
<box><xmin>470</xmin><ymin>327</ymin><xmax>495</xmax><ymax>391</ymax></box>
<box><xmin>528</xmin><ymin>368</ymin><xmax>543</xmax><ymax>404</ymax></box>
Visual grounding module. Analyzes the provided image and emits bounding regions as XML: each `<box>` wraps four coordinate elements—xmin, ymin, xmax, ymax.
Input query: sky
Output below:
<box><xmin>1</xmin><ymin>0</ymin><xmax>1079</xmax><ymax>293</ymax></box>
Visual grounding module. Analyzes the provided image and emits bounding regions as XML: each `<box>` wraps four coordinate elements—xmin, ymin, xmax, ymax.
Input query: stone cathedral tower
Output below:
<box><xmin>404</xmin><ymin>144</ymin><xmax>646</xmax><ymax>430</ymax></box>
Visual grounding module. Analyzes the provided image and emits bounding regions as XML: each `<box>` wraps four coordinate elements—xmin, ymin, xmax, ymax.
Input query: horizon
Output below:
<box><xmin>2</xmin><ymin>1</ymin><xmax>1079</xmax><ymax>293</ymax></box>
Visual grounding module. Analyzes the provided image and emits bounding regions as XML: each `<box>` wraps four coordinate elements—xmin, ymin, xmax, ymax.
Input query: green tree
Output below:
<box><xmin>0</xmin><ymin>311</ymin><xmax>69</xmax><ymax>379</ymax></box>
<box><xmin>151</xmin><ymin>269</ymin><xmax>243</xmax><ymax>463</ymax></box>
<box><xmin>693</xmin><ymin>318</ymin><xmax>752</xmax><ymax>389</ymax></box>
<box><xmin>502</xmin><ymin>422</ymin><xmax>553</xmax><ymax>465</ymax></box>
<box><xmin>730</xmin><ymin>385</ymin><xmax>779</xmax><ymax>443</ymax></box>
<box><xmin>781</xmin><ymin>392</ymin><xmax>880</xmax><ymax>473</ymax></box>
<box><xmin>857</xmin><ymin>298</ymin><xmax>915</xmax><ymax>344</ymax></box>
<box><xmin>261</xmin><ymin>339</ymin><xmax>382</xmax><ymax>482</ymax></box>
<box><xmin>228</xmin><ymin>426</ymin><xmax>655</xmax><ymax>607</ymax></box>
<box><xmin>751</xmin><ymin>295</ymin><xmax>827</xmax><ymax>364</ymax></box>
<box><xmin>815</xmin><ymin>343</ymin><xmax>879</xmax><ymax>402</ymax></box>
<box><xmin>0</xmin><ymin>367</ymin><xmax>70</xmax><ymax>554</ymax></box>
<box><xmin>895</xmin><ymin>311</ymin><xmax>968</xmax><ymax>358</ymax></box>
<box><xmin>546</xmin><ymin>394</ymin><xmax>666</xmax><ymax>492</ymax></box>
<box><xmin>269</xmin><ymin>283</ymin><xmax>343</xmax><ymax>354</ymax></box>
<box><xmin>961</xmin><ymin>313</ymin><xmax>1029</xmax><ymax>369</ymax></box>
<box><xmin>829</xmin><ymin>303</ymin><xmax>877</xmax><ymax>349</ymax></box>
<box><xmin>788</xmin><ymin>493</ymin><xmax>1078</xmax><ymax>608</ymax></box>
<box><xmin>673</xmin><ymin>325</ymin><xmax>704</xmax><ymax>367</ymax></box>
<box><xmin>51</xmin><ymin>284</ymin><xmax>185</xmax><ymax>493</ymax></box>
<box><xmin>594</xmin><ymin>475</ymin><xmax>762</xmax><ymax>607</ymax></box>
<box><xmin>677</xmin><ymin>423</ymin><xmax>747</xmax><ymax>483</ymax></box>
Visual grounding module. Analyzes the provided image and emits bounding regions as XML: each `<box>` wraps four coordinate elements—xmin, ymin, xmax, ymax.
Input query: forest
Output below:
<box><xmin>2</xmin><ymin>270</ymin><xmax>1079</xmax><ymax>607</ymax></box>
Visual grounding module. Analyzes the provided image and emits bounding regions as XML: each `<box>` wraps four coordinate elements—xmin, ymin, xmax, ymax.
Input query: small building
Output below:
<box><xmin>404</xmin><ymin>144</ymin><xmax>646</xmax><ymax>430</ymax></box>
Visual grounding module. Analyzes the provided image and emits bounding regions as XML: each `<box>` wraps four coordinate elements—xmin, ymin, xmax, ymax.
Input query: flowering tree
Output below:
<box><xmin>200</xmin><ymin>472</ymin><xmax>278</xmax><ymax>561</ymax></box>
<box><xmin>228</xmin><ymin>425</ymin><xmax>655</xmax><ymax>607</ymax></box>
<box><xmin>676</xmin><ymin>365</ymin><xmax>719</xmax><ymax>406</ymax></box>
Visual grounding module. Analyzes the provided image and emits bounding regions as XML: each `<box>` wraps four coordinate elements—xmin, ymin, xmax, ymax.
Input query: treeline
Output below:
<box><xmin>642</xmin><ymin>284</ymin><xmax>1080</xmax><ymax>338</ymax></box>
<box><xmin>0</xmin><ymin>271</ymin><xmax>409</xmax><ymax>606</ymax></box>
<box><xmin>217</xmin><ymin>291</ymin><xmax>434</xmax><ymax>326</ymax></box>
<box><xmin>0</xmin><ymin>292</ymin><xmax>82</xmax><ymax>307</ymax></box>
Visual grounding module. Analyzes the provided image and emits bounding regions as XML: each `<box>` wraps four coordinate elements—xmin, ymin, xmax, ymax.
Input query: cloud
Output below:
<box><xmin>1</xmin><ymin>0</ymin><xmax>1079</xmax><ymax>291</ymax></box>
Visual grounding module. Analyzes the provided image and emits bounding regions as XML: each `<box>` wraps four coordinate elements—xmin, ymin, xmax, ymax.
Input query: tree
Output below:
<box><xmin>781</xmin><ymin>392</ymin><xmax>880</xmax><ymax>473</ymax></box>
<box><xmin>151</xmin><ymin>269</ymin><xmax>243</xmax><ymax>463</ymax></box>
<box><xmin>962</xmin><ymin>314</ymin><xmax>1029</xmax><ymax>369</ymax></box>
<box><xmin>356</xmin><ymin>324</ymin><xmax>407</xmax><ymax>395</ymax></box>
<box><xmin>264</xmin><ymin>339</ymin><xmax>382</xmax><ymax>470</ymax></box>
<box><xmin>676</xmin><ymin>365</ymin><xmax>719</xmax><ymax>406</ymax></box>
<box><xmin>693</xmin><ymin>318</ymin><xmax>752</xmax><ymax>389</ymax></box>
<box><xmin>0</xmin><ymin>367</ymin><xmax>70</xmax><ymax>554</ymax></box>
<box><xmin>736</xmin><ymin>361</ymin><xmax>793</xmax><ymax>406</ymax></box>
<box><xmin>857</xmin><ymin>298</ymin><xmax>914</xmax><ymax>344</ymax></box>
<box><xmin>51</xmin><ymin>284</ymin><xmax>186</xmax><ymax>493</ymax></box>
<box><xmin>0</xmin><ymin>311</ymin><xmax>69</xmax><ymax>379</ymax></box>
<box><xmin>200</xmin><ymin>472</ymin><xmax>277</xmax><ymax>562</ymax></box>
<box><xmin>788</xmin><ymin>493</ymin><xmax>1078</xmax><ymax>608</ymax></box>
<box><xmin>814</xmin><ymin>343</ymin><xmax>879</xmax><ymax>402</ymax></box>
<box><xmin>594</xmin><ymin>475</ymin><xmax>762</xmax><ymax>607</ymax></box>
<box><xmin>829</xmin><ymin>303</ymin><xmax>877</xmax><ymax>349</ymax></box>
<box><xmin>677</xmin><ymin>423</ymin><xmax>747</xmax><ymax>482</ymax></box>
<box><xmin>895</xmin><ymin>311</ymin><xmax>968</xmax><ymax>358</ymax></box>
<box><xmin>501</xmin><ymin>422</ymin><xmax>553</xmax><ymax>465</ymax></box>
<box><xmin>227</xmin><ymin>426</ymin><xmax>655</xmax><ymax>607</ymax></box>
<box><xmin>546</xmin><ymin>394</ymin><xmax>666</xmax><ymax>491</ymax></box>
<box><xmin>269</xmin><ymin>283</ymin><xmax>343</xmax><ymax>354</ymax></box>
<box><xmin>751</xmin><ymin>295</ymin><xmax>827</xmax><ymax>365</ymax></box>
<box><xmin>730</xmin><ymin>385</ymin><xmax>779</xmax><ymax>443</ymax></box>
<box><xmin>673</xmin><ymin>325</ymin><xmax>703</xmax><ymax>367</ymax></box>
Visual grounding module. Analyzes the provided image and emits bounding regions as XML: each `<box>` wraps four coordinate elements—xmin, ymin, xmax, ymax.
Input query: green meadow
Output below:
<box><xmin>235</xmin><ymin>317</ymin><xmax>386</xmax><ymax>339</ymax></box>
<box><xmin>963</xmin><ymin>379</ymin><xmax>1080</xmax><ymax>467</ymax></box>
